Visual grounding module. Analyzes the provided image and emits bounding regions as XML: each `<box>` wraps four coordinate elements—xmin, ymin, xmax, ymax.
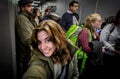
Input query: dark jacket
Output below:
<box><xmin>22</xmin><ymin>42</ymin><xmax>79</xmax><ymax>79</ymax></box>
<box><xmin>60</xmin><ymin>12</ymin><xmax>79</xmax><ymax>32</ymax></box>
<box><xmin>89</xmin><ymin>41</ymin><xmax>104</xmax><ymax>66</ymax></box>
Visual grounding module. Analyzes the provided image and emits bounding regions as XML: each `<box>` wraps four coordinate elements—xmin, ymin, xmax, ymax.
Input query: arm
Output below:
<box><xmin>22</xmin><ymin>65</ymin><xmax>47</xmax><ymax>79</ymax></box>
<box><xmin>59</xmin><ymin>13</ymin><xmax>67</xmax><ymax>31</ymax></box>
<box><xmin>78</xmin><ymin>29</ymin><xmax>92</xmax><ymax>53</ymax></box>
<box><xmin>100</xmin><ymin>24</ymin><xmax>115</xmax><ymax>51</ymax></box>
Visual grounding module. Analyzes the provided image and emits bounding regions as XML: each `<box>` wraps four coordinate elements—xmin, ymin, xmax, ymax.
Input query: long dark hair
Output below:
<box><xmin>33</xmin><ymin>7</ymin><xmax>40</xmax><ymax>18</ymax></box>
<box><xmin>113</xmin><ymin>9</ymin><xmax>120</xmax><ymax>26</ymax></box>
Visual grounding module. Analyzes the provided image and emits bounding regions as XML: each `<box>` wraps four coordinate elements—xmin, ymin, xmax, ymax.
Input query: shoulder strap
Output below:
<box><xmin>66</xmin><ymin>24</ymin><xmax>82</xmax><ymax>38</ymax></box>
<box><xmin>82</xmin><ymin>28</ymin><xmax>92</xmax><ymax>42</ymax></box>
<box><xmin>88</xmin><ymin>30</ymin><xmax>92</xmax><ymax>42</ymax></box>
<box><xmin>108</xmin><ymin>24</ymin><xmax>115</xmax><ymax>41</ymax></box>
<box><xmin>66</xmin><ymin>24</ymin><xmax>82</xmax><ymax>45</ymax></box>
<box><xmin>110</xmin><ymin>24</ymin><xmax>115</xmax><ymax>34</ymax></box>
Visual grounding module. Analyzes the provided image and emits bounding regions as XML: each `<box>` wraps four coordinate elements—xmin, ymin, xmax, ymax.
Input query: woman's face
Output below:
<box><xmin>37</xmin><ymin>30</ymin><xmax>56</xmax><ymax>57</ymax></box>
<box><xmin>36</xmin><ymin>10</ymin><xmax>41</xmax><ymax>17</ymax></box>
<box><xmin>92</xmin><ymin>16</ymin><xmax>102</xmax><ymax>29</ymax></box>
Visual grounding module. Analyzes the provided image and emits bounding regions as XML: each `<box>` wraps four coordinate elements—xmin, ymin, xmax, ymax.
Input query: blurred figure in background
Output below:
<box><xmin>60</xmin><ymin>0</ymin><xmax>79</xmax><ymax>32</ymax></box>
<box><xmin>101</xmin><ymin>16</ymin><xmax>115</xmax><ymax>29</ymax></box>
<box><xmin>100</xmin><ymin>9</ymin><xmax>120</xmax><ymax>78</ymax></box>
<box><xmin>32</xmin><ymin>7</ymin><xmax>42</xmax><ymax>27</ymax></box>
<box><xmin>49</xmin><ymin>12</ymin><xmax>61</xmax><ymax>23</ymax></box>
<box><xmin>43</xmin><ymin>6</ymin><xmax>52</xmax><ymax>20</ymax></box>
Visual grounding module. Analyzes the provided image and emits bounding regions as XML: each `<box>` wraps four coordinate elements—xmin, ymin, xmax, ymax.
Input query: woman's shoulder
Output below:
<box><xmin>79</xmin><ymin>28</ymin><xmax>89</xmax><ymax>35</ymax></box>
<box><xmin>103</xmin><ymin>23</ymin><xmax>113</xmax><ymax>30</ymax></box>
<box><xmin>101</xmin><ymin>23</ymin><xmax>115</xmax><ymax>34</ymax></box>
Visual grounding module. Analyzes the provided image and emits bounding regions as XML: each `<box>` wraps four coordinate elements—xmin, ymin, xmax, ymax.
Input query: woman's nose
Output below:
<box><xmin>41</xmin><ymin>42</ymin><xmax>46</xmax><ymax>50</ymax></box>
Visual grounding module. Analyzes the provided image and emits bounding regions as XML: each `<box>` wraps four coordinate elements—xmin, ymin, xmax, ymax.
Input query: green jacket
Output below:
<box><xmin>15</xmin><ymin>11</ymin><xmax>34</xmax><ymax>75</ymax></box>
<box><xmin>15</xmin><ymin>11</ymin><xmax>34</xmax><ymax>47</ymax></box>
<box><xmin>22</xmin><ymin>42</ymin><xmax>79</xmax><ymax>79</ymax></box>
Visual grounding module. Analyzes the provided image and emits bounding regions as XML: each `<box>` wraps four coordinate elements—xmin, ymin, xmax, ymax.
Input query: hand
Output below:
<box><xmin>102</xmin><ymin>46</ymin><xmax>106</xmax><ymax>53</ymax></box>
<box><xmin>114</xmin><ymin>50</ymin><xmax>120</xmax><ymax>55</ymax></box>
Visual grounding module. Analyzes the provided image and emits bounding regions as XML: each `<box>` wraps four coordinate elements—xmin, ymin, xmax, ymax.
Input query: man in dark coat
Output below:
<box><xmin>60</xmin><ymin>0</ymin><xmax>79</xmax><ymax>32</ymax></box>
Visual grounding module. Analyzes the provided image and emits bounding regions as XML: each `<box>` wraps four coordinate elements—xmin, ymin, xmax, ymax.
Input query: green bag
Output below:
<box><xmin>66</xmin><ymin>24</ymin><xmax>92</xmax><ymax>75</ymax></box>
<box><xmin>66</xmin><ymin>24</ymin><xmax>82</xmax><ymax>45</ymax></box>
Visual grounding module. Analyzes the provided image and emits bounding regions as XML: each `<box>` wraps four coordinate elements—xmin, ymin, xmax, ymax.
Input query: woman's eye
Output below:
<box><xmin>45</xmin><ymin>37</ymin><xmax>50</xmax><ymax>43</ymax></box>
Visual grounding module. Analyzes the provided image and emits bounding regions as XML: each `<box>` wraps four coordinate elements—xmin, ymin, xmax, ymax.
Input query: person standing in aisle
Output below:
<box><xmin>15</xmin><ymin>0</ymin><xmax>34</xmax><ymax>79</ymax></box>
<box><xmin>100</xmin><ymin>9</ymin><xmax>120</xmax><ymax>78</ymax></box>
<box><xmin>32</xmin><ymin>7</ymin><xmax>42</xmax><ymax>27</ymax></box>
<box><xmin>78</xmin><ymin>13</ymin><xmax>103</xmax><ymax>79</ymax></box>
<box><xmin>60</xmin><ymin>0</ymin><xmax>79</xmax><ymax>32</ymax></box>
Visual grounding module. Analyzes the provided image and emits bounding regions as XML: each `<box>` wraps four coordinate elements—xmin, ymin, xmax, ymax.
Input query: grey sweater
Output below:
<box><xmin>100</xmin><ymin>24</ymin><xmax>120</xmax><ymax>56</ymax></box>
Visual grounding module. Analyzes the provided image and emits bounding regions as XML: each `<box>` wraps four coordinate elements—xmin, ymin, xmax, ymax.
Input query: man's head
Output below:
<box><xmin>69</xmin><ymin>1</ymin><xmax>79</xmax><ymax>13</ymax></box>
<box><xmin>18</xmin><ymin>0</ymin><xmax>33</xmax><ymax>14</ymax></box>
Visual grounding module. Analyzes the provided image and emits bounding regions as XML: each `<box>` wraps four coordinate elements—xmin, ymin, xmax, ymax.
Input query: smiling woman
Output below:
<box><xmin>37</xmin><ymin>30</ymin><xmax>56</xmax><ymax>57</ymax></box>
<box><xmin>22</xmin><ymin>20</ymin><xmax>79</xmax><ymax>79</ymax></box>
